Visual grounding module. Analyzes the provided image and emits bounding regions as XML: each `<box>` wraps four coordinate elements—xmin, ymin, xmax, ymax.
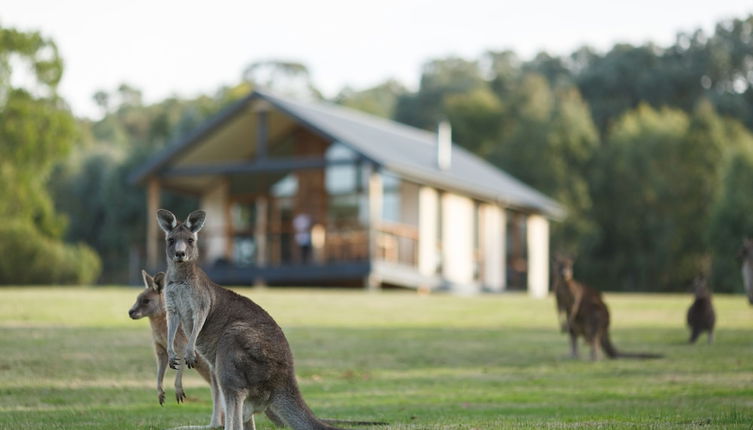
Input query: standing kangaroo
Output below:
<box><xmin>158</xmin><ymin>209</ymin><xmax>350</xmax><ymax>430</ymax></box>
<box><xmin>739</xmin><ymin>238</ymin><xmax>753</xmax><ymax>305</ymax></box>
<box><xmin>128</xmin><ymin>270</ymin><xmax>224</xmax><ymax>425</ymax></box>
<box><xmin>552</xmin><ymin>259</ymin><xmax>574</xmax><ymax>333</ymax></box>
<box><xmin>686</xmin><ymin>275</ymin><xmax>716</xmax><ymax>344</ymax></box>
<box><xmin>553</xmin><ymin>257</ymin><xmax>661</xmax><ymax>360</ymax></box>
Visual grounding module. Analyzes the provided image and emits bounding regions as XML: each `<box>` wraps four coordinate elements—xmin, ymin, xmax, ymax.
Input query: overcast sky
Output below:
<box><xmin>3</xmin><ymin>0</ymin><xmax>753</xmax><ymax>118</ymax></box>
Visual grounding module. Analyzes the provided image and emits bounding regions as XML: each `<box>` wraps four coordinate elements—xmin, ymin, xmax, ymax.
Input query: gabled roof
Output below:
<box><xmin>131</xmin><ymin>89</ymin><xmax>563</xmax><ymax>218</ymax></box>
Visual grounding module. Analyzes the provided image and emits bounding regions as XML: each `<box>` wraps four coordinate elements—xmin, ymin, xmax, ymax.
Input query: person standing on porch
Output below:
<box><xmin>293</xmin><ymin>212</ymin><xmax>313</xmax><ymax>263</ymax></box>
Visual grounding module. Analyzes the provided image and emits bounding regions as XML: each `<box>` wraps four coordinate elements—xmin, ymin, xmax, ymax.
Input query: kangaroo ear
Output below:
<box><xmin>152</xmin><ymin>272</ymin><xmax>166</xmax><ymax>292</ymax></box>
<box><xmin>141</xmin><ymin>270</ymin><xmax>154</xmax><ymax>289</ymax></box>
<box><xmin>186</xmin><ymin>210</ymin><xmax>206</xmax><ymax>233</ymax></box>
<box><xmin>156</xmin><ymin>209</ymin><xmax>177</xmax><ymax>233</ymax></box>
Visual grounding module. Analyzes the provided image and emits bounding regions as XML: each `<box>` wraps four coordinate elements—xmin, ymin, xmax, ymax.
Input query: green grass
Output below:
<box><xmin>1</xmin><ymin>288</ymin><xmax>753</xmax><ymax>429</ymax></box>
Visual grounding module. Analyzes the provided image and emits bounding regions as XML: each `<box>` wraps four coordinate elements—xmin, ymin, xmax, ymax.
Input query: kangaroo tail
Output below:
<box><xmin>269</xmin><ymin>380</ymin><xmax>351</xmax><ymax>430</ymax></box>
<box><xmin>600</xmin><ymin>332</ymin><xmax>619</xmax><ymax>359</ymax></box>
<box><xmin>322</xmin><ymin>419</ymin><xmax>388</xmax><ymax>426</ymax></box>
<box><xmin>601</xmin><ymin>332</ymin><xmax>662</xmax><ymax>359</ymax></box>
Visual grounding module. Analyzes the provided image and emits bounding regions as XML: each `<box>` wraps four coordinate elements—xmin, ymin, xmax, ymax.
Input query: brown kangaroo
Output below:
<box><xmin>157</xmin><ymin>209</ymin><xmax>358</xmax><ymax>430</ymax></box>
<box><xmin>686</xmin><ymin>275</ymin><xmax>716</xmax><ymax>344</ymax></box>
<box><xmin>552</xmin><ymin>258</ymin><xmax>574</xmax><ymax>333</ymax></box>
<box><xmin>128</xmin><ymin>270</ymin><xmax>224</xmax><ymax>425</ymax></box>
<box><xmin>553</xmin><ymin>257</ymin><xmax>662</xmax><ymax>360</ymax></box>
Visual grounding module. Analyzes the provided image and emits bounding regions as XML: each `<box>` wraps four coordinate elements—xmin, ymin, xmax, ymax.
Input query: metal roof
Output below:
<box><xmin>131</xmin><ymin>89</ymin><xmax>564</xmax><ymax>218</ymax></box>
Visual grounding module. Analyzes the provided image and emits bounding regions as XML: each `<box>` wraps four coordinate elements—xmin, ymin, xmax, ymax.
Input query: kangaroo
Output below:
<box><xmin>686</xmin><ymin>275</ymin><xmax>716</xmax><ymax>344</ymax></box>
<box><xmin>129</xmin><ymin>270</ymin><xmax>225</xmax><ymax>424</ymax></box>
<box><xmin>552</xmin><ymin>259</ymin><xmax>574</xmax><ymax>333</ymax></box>
<box><xmin>553</xmin><ymin>257</ymin><xmax>661</xmax><ymax>360</ymax></box>
<box><xmin>157</xmin><ymin>209</ymin><xmax>353</xmax><ymax>430</ymax></box>
<box><xmin>739</xmin><ymin>238</ymin><xmax>753</xmax><ymax>305</ymax></box>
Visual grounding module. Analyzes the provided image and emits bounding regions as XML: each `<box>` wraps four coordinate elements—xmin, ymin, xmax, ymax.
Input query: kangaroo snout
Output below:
<box><xmin>175</xmin><ymin>251</ymin><xmax>186</xmax><ymax>259</ymax></box>
<box><xmin>128</xmin><ymin>308</ymin><xmax>141</xmax><ymax>319</ymax></box>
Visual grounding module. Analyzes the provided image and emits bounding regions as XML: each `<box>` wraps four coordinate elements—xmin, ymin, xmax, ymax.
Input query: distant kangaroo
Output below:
<box><xmin>686</xmin><ymin>275</ymin><xmax>716</xmax><ymax>344</ymax></box>
<box><xmin>157</xmin><ymin>209</ymin><xmax>353</xmax><ymax>430</ymax></box>
<box><xmin>553</xmin><ymin>257</ymin><xmax>662</xmax><ymax>360</ymax></box>
<box><xmin>128</xmin><ymin>270</ymin><xmax>224</xmax><ymax>425</ymax></box>
<box><xmin>739</xmin><ymin>238</ymin><xmax>753</xmax><ymax>305</ymax></box>
<box><xmin>552</xmin><ymin>259</ymin><xmax>574</xmax><ymax>333</ymax></box>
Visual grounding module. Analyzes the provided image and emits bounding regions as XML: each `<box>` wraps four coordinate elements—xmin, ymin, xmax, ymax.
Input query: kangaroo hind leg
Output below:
<box><xmin>223</xmin><ymin>388</ymin><xmax>247</xmax><ymax>430</ymax></box>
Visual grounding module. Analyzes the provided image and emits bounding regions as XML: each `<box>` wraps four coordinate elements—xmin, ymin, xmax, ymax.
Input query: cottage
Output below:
<box><xmin>131</xmin><ymin>89</ymin><xmax>562</xmax><ymax>296</ymax></box>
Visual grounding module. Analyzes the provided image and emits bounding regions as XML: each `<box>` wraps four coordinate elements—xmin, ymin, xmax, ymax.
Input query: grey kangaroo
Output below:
<box><xmin>158</xmin><ymin>209</ymin><xmax>350</xmax><ymax>430</ymax></box>
<box><xmin>128</xmin><ymin>270</ymin><xmax>224</xmax><ymax>425</ymax></box>
<box><xmin>686</xmin><ymin>275</ymin><xmax>716</xmax><ymax>344</ymax></box>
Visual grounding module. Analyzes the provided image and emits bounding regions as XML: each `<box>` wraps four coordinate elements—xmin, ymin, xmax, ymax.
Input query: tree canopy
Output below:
<box><xmin>0</xmin><ymin>24</ymin><xmax>99</xmax><ymax>284</ymax></box>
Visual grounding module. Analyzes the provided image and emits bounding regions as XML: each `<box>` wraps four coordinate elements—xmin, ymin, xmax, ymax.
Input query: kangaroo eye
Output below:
<box><xmin>168</xmin><ymin>238</ymin><xmax>175</xmax><ymax>245</ymax></box>
<box><xmin>187</xmin><ymin>238</ymin><xmax>194</xmax><ymax>244</ymax></box>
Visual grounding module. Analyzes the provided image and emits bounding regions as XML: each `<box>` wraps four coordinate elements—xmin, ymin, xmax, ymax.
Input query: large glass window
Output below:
<box><xmin>382</xmin><ymin>173</ymin><xmax>401</xmax><ymax>223</ymax></box>
<box><xmin>269</xmin><ymin>173</ymin><xmax>297</xmax><ymax>265</ymax></box>
<box><xmin>326</xmin><ymin>146</ymin><xmax>364</xmax><ymax>227</ymax></box>
<box><xmin>230</xmin><ymin>202</ymin><xmax>257</xmax><ymax>266</ymax></box>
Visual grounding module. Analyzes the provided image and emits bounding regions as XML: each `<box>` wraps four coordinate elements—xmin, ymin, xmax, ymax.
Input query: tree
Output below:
<box><xmin>708</xmin><ymin>143</ymin><xmax>753</xmax><ymax>293</ymax></box>
<box><xmin>394</xmin><ymin>57</ymin><xmax>486</xmax><ymax>130</ymax></box>
<box><xmin>242</xmin><ymin>60</ymin><xmax>321</xmax><ymax>100</ymax></box>
<box><xmin>335</xmin><ymin>79</ymin><xmax>407</xmax><ymax>119</ymax></box>
<box><xmin>0</xmin><ymin>24</ymin><xmax>100</xmax><ymax>284</ymax></box>
<box><xmin>488</xmin><ymin>74</ymin><xmax>599</xmax><ymax>252</ymax></box>
<box><xmin>444</xmin><ymin>86</ymin><xmax>504</xmax><ymax>156</ymax></box>
<box><xmin>584</xmin><ymin>103</ymin><xmax>741</xmax><ymax>291</ymax></box>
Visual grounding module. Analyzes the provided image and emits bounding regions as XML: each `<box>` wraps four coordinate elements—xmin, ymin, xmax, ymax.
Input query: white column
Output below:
<box><xmin>366</xmin><ymin>165</ymin><xmax>383</xmax><ymax>290</ymax></box>
<box><xmin>527</xmin><ymin>214</ymin><xmax>550</xmax><ymax>299</ymax></box>
<box><xmin>481</xmin><ymin>204</ymin><xmax>504</xmax><ymax>292</ymax></box>
<box><xmin>418</xmin><ymin>186</ymin><xmax>438</xmax><ymax>277</ymax></box>
<box><xmin>441</xmin><ymin>193</ymin><xmax>475</xmax><ymax>292</ymax></box>
<box><xmin>200</xmin><ymin>179</ymin><xmax>229</xmax><ymax>264</ymax></box>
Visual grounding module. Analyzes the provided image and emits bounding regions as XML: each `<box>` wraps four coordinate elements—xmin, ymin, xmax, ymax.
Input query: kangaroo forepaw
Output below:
<box><xmin>158</xmin><ymin>389</ymin><xmax>165</xmax><ymax>406</ymax></box>
<box><xmin>184</xmin><ymin>351</ymin><xmax>197</xmax><ymax>369</ymax></box>
<box><xmin>168</xmin><ymin>356</ymin><xmax>181</xmax><ymax>370</ymax></box>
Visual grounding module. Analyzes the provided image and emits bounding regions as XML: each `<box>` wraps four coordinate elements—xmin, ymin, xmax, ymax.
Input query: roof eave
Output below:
<box><xmin>129</xmin><ymin>89</ymin><xmax>381</xmax><ymax>185</ymax></box>
<box><xmin>384</xmin><ymin>162</ymin><xmax>565</xmax><ymax>219</ymax></box>
<box><xmin>128</xmin><ymin>92</ymin><xmax>259</xmax><ymax>185</ymax></box>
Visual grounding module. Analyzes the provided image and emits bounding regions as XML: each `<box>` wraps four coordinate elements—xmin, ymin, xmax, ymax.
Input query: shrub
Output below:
<box><xmin>0</xmin><ymin>221</ymin><xmax>101</xmax><ymax>285</ymax></box>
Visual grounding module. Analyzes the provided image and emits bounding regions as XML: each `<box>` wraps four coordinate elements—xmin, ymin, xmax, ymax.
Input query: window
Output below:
<box><xmin>382</xmin><ymin>173</ymin><xmax>401</xmax><ymax>223</ymax></box>
<box><xmin>271</xmin><ymin>173</ymin><xmax>298</xmax><ymax>198</ymax></box>
<box><xmin>230</xmin><ymin>202</ymin><xmax>257</xmax><ymax>266</ymax></box>
<box><xmin>325</xmin><ymin>152</ymin><xmax>365</xmax><ymax>226</ymax></box>
<box><xmin>325</xmin><ymin>141</ymin><xmax>358</xmax><ymax>161</ymax></box>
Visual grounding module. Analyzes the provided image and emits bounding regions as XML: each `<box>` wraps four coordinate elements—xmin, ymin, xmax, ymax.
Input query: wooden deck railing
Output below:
<box><xmin>376</xmin><ymin>222</ymin><xmax>418</xmax><ymax>267</ymax></box>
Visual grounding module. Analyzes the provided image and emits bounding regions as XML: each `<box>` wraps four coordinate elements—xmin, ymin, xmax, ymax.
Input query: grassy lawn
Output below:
<box><xmin>1</xmin><ymin>287</ymin><xmax>752</xmax><ymax>429</ymax></box>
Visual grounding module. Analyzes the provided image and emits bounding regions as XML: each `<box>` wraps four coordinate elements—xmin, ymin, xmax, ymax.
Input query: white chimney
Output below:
<box><xmin>437</xmin><ymin>121</ymin><xmax>452</xmax><ymax>170</ymax></box>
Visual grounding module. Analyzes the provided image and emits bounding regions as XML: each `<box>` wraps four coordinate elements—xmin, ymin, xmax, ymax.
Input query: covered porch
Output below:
<box><xmin>140</xmin><ymin>98</ymin><xmax>420</xmax><ymax>287</ymax></box>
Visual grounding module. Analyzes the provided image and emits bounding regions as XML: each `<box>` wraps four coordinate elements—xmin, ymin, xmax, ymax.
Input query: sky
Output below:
<box><xmin>2</xmin><ymin>0</ymin><xmax>753</xmax><ymax>119</ymax></box>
